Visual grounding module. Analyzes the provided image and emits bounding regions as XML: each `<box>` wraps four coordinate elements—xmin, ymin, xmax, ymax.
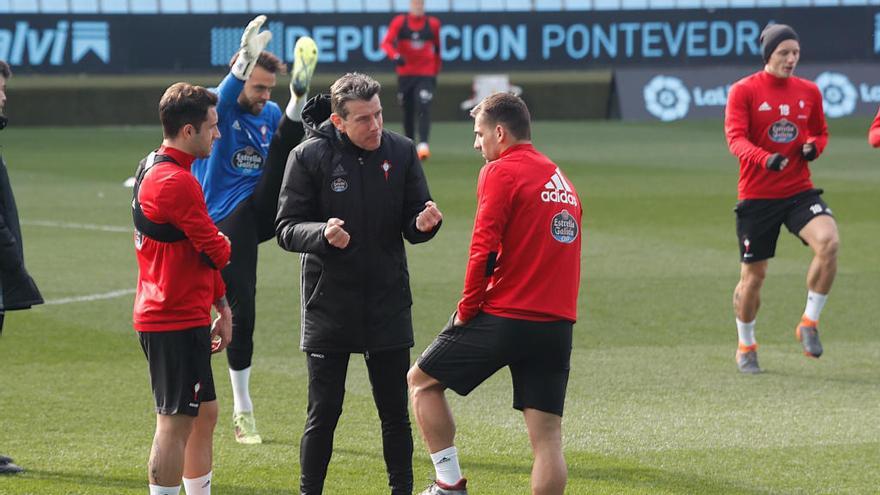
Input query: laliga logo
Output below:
<box><xmin>814</xmin><ymin>72</ymin><xmax>857</xmax><ymax>118</ymax></box>
<box><xmin>643</xmin><ymin>75</ymin><xmax>691</xmax><ymax>122</ymax></box>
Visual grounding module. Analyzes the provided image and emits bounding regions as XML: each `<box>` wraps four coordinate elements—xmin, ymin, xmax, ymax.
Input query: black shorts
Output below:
<box><xmin>417</xmin><ymin>312</ymin><xmax>572</xmax><ymax>417</ymax></box>
<box><xmin>139</xmin><ymin>326</ymin><xmax>216</xmax><ymax>416</ymax></box>
<box><xmin>734</xmin><ymin>188</ymin><xmax>833</xmax><ymax>263</ymax></box>
<box><xmin>397</xmin><ymin>76</ymin><xmax>436</xmax><ymax>105</ymax></box>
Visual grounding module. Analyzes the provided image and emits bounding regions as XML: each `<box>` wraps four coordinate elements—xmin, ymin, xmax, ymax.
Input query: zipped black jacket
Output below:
<box><xmin>0</xmin><ymin>152</ymin><xmax>43</xmax><ymax>315</ymax></box>
<box><xmin>276</xmin><ymin>95</ymin><xmax>440</xmax><ymax>353</ymax></box>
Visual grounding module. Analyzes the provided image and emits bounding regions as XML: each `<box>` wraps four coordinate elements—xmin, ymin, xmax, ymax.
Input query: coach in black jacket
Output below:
<box><xmin>0</xmin><ymin>60</ymin><xmax>42</xmax><ymax>338</ymax></box>
<box><xmin>276</xmin><ymin>73</ymin><xmax>442</xmax><ymax>495</ymax></box>
<box><xmin>0</xmin><ymin>60</ymin><xmax>41</xmax><ymax>476</ymax></box>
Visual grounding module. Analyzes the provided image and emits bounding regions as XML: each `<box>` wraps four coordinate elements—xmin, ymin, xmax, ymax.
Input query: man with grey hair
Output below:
<box><xmin>276</xmin><ymin>72</ymin><xmax>442</xmax><ymax>494</ymax></box>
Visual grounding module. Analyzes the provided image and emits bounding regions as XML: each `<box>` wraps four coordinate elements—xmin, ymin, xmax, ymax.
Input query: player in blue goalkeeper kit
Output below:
<box><xmin>191</xmin><ymin>15</ymin><xmax>318</xmax><ymax>444</ymax></box>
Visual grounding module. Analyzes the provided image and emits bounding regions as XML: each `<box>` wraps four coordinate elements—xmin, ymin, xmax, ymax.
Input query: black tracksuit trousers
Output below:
<box><xmin>300</xmin><ymin>348</ymin><xmax>413</xmax><ymax>495</ymax></box>
<box><xmin>223</xmin><ymin>116</ymin><xmax>305</xmax><ymax>371</ymax></box>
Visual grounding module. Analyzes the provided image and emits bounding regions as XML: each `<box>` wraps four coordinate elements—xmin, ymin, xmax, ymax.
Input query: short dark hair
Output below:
<box><xmin>0</xmin><ymin>60</ymin><xmax>11</xmax><ymax>80</ymax></box>
<box><xmin>330</xmin><ymin>72</ymin><xmax>381</xmax><ymax>119</ymax></box>
<box><xmin>228</xmin><ymin>51</ymin><xmax>287</xmax><ymax>75</ymax></box>
<box><xmin>470</xmin><ymin>92</ymin><xmax>531</xmax><ymax>141</ymax></box>
<box><xmin>159</xmin><ymin>82</ymin><xmax>218</xmax><ymax>138</ymax></box>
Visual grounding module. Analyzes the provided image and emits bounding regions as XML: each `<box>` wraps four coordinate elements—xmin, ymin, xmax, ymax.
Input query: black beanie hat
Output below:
<box><xmin>760</xmin><ymin>24</ymin><xmax>799</xmax><ymax>63</ymax></box>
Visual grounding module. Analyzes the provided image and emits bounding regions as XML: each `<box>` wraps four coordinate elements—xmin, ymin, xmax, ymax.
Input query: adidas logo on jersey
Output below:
<box><xmin>758</xmin><ymin>101</ymin><xmax>771</xmax><ymax>112</ymax></box>
<box><xmin>541</xmin><ymin>169</ymin><xmax>577</xmax><ymax>206</ymax></box>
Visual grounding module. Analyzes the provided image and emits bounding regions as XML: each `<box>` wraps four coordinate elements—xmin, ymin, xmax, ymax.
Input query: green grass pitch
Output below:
<box><xmin>0</xmin><ymin>117</ymin><xmax>878</xmax><ymax>494</ymax></box>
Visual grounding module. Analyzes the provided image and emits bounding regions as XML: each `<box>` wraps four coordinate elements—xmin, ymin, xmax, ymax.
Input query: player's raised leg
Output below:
<box><xmin>408</xmin><ymin>365</ymin><xmax>467</xmax><ymax>495</ymax></box>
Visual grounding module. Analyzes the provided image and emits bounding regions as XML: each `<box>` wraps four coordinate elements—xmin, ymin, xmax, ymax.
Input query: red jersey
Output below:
<box><xmin>869</xmin><ymin>106</ymin><xmax>880</xmax><ymax>148</ymax></box>
<box><xmin>133</xmin><ymin>146</ymin><xmax>231</xmax><ymax>332</ymax></box>
<box><xmin>457</xmin><ymin>143</ymin><xmax>582</xmax><ymax>323</ymax></box>
<box><xmin>725</xmin><ymin>70</ymin><xmax>829</xmax><ymax>200</ymax></box>
<box><xmin>381</xmin><ymin>14</ymin><xmax>441</xmax><ymax>77</ymax></box>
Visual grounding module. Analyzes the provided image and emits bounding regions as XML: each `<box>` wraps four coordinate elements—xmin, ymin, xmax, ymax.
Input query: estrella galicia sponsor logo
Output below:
<box><xmin>330</xmin><ymin>177</ymin><xmax>348</xmax><ymax>192</ymax></box>
<box><xmin>550</xmin><ymin>209</ymin><xmax>578</xmax><ymax>244</ymax></box>
<box><xmin>815</xmin><ymin>71</ymin><xmax>858</xmax><ymax>118</ymax></box>
<box><xmin>644</xmin><ymin>75</ymin><xmax>691</xmax><ymax>122</ymax></box>
<box><xmin>0</xmin><ymin>21</ymin><xmax>109</xmax><ymax>66</ymax></box>
<box><xmin>232</xmin><ymin>147</ymin><xmax>264</xmax><ymax>171</ymax></box>
<box><xmin>768</xmin><ymin>119</ymin><xmax>798</xmax><ymax>143</ymax></box>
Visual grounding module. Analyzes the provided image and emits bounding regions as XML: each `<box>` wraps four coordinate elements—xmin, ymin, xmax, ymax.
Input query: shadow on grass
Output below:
<box><xmin>566</xmin><ymin>461</ymin><xmax>770</xmax><ymax>494</ymax></box>
<box><xmin>733</xmin><ymin>362</ymin><xmax>880</xmax><ymax>389</ymax></box>
<box><xmin>12</xmin><ymin>470</ymin><xmax>143</xmax><ymax>492</ymax></box>
<box><xmin>462</xmin><ymin>454</ymin><xmax>771</xmax><ymax>495</ymax></box>
<box><xmin>21</xmin><ymin>470</ymin><xmax>291</xmax><ymax>495</ymax></box>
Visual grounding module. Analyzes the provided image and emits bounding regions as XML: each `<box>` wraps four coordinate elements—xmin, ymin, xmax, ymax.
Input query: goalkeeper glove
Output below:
<box><xmin>765</xmin><ymin>153</ymin><xmax>788</xmax><ymax>171</ymax></box>
<box><xmin>231</xmin><ymin>15</ymin><xmax>273</xmax><ymax>81</ymax></box>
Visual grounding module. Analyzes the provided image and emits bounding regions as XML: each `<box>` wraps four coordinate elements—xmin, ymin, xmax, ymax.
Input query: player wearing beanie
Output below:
<box><xmin>724</xmin><ymin>24</ymin><xmax>837</xmax><ymax>373</ymax></box>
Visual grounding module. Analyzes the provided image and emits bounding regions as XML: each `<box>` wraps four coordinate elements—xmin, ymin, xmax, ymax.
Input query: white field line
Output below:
<box><xmin>45</xmin><ymin>288</ymin><xmax>136</xmax><ymax>306</ymax></box>
<box><xmin>22</xmin><ymin>220</ymin><xmax>130</xmax><ymax>233</ymax></box>
<box><xmin>23</xmin><ymin>220</ymin><xmax>134</xmax><ymax>305</ymax></box>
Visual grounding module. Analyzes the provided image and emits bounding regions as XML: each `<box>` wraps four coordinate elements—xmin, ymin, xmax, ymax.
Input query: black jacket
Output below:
<box><xmin>276</xmin><ymin>95</ymin><xmax>439</xmax><ymax>353</ymax></box>
<box><xmin>0</xmin><ymin>152</ymin><xmax>43</xmax><ymax>314</ymax></box>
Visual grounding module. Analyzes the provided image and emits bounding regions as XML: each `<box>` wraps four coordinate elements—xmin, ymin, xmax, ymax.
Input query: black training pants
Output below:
<box><xmin>299</xmin><ymin>348</ymin><xmax>413</xmax><ymax>495</ymax></box>
<box><xmin>397</xmin><ymin>75</ymin><xmax>436</xmax><ymax>144</ymax></box>
<box><xmin>222</xmin><ymin>116</ymin><xmax>305</xmax><ymax>371</ymax></box>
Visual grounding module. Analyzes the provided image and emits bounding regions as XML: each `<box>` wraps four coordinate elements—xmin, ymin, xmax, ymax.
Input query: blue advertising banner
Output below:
<box><xmin>1</xmin><ymin>8</ymin><xmax>878</xmax><ymax>73</ymax></box>
<box><xmin>613</xmin><ymin>63</ymin><xmax>880</xmax><ymax>121</ymax></box>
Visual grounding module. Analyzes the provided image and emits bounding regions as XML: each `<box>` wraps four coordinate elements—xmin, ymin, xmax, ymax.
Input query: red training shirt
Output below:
<box><xmin>725</xmin><ymin>70</ymin><xmax>829</xmax><ymax>200</ymax></box>
<box><xmin>869</xmin><ymin>106</ymin><xmax>880</xmax><ymax>148</ymax></box>
<box><xmin>457</xmin><ymin>143</ymin><xmax>582</xmax><ymax>324</ymax></box>
<box><xmin>381</xmin><ymin>14</ymin><xmax>442</xmax><ymax>77</ymax></box>
<box><xmin>133</xmin><ymin>146</ymin><xmax>230</xmax><ymax>332</ymax></box>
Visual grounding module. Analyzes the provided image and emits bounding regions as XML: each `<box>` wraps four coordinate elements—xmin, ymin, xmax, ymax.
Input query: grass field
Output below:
<box><xmin>0</xmin><ymin>117</ymin><xmax>878</xmax><ymax>494</ymax></box>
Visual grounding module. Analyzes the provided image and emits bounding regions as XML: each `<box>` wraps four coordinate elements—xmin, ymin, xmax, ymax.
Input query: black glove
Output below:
<box><xmin>394</xmin><ymin>56</ymin><xmax>406</xmax><ymax>67</ymax></box>
<box><xmin>765</xmin><ymin>153</ymin><xmax>788</xmax><ymax>171</ymax></box>
<box><xmin>802</xmin><ymin>143</ymin><xmax>817</xmax><ymax>161</ymax></box>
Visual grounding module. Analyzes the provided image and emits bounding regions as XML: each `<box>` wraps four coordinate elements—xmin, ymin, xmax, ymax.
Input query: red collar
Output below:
<box><xmin>498</xmin><ymin>142</ymin><xmax>534</xmax><ymax>159</ymax></box>
<box><xmin>157</xmin><ymin>145</ymin><xmax>196</xmax><ymax>170</ymax></box>
<box><xmin>759</xmin><ymin>70</ymin><xmax>792</xmax><ymax>87</ymax></box>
